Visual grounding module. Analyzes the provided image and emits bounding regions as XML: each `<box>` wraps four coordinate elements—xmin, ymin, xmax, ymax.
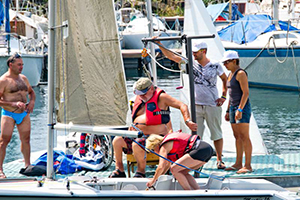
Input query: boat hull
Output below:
<box><xmin>0</xmin><ymin>54</ymin><xmax>44</xmax><ymax>87</ymax></box>
<box><xmin>0</xmin><ymin>177</ymin><xmax>296</xmax><ymax>200</ymax></box>
<box><xmin>225</xmin><ymin>47</ymin><xmax>300</xmax><ymax>90</ymax></box>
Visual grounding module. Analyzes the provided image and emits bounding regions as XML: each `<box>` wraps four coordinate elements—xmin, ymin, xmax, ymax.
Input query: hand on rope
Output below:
<box><xmin>141</xmin><ymin>48</ymin><xmax>148</xmax><ymax>58</ymax></box>
<box><xmin>131</xmin><ymin>123</ymin><xmax>144</xmax><ymax>138</ymax></box>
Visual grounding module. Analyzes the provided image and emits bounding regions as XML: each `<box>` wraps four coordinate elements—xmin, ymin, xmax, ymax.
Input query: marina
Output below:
<box><xmin>3</xmin><ymin>77</ymin><xmax>300</xmax><ymax>192</ymax></box>
<box><xmin>0</xmin><ymin>0</ymin><xmax>299</xmax><ymax>199</ymax></box>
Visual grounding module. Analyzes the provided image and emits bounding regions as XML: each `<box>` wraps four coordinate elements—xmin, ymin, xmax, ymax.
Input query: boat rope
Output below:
<box><xmin>243</xmin><ymin>35</ymin><xmax>300</xmax><ymax>91</ymax></box>
<box><xmin>244</xmin><ymin>41</ymin><xmax>271</xmax><ymax>71</ymax></box>
<box><xmin>146</xmin><ymin>49</ymin><xmax>183</xmax><ymax>73</ymax></box>
<box><xmin>140</xmin><ymin>48</ymin><xmax>154</xmax><ymax>80</ymax></box>
<box><xmin>144</xmin><ymin>40</ymin><xmax>187</xmax><ymax>73</ymax></box>
<box><xmin>267</xmin><ymin>36</ymin><xmax>289</xmax><ymax>63</ymax></box>
<box><xmin>267</xmin><ymin>36</ymin><xmax>300</xmax><ymax>91</ymax></box>
<box><xmin>129</xmin><ymin>124</ymin><xmax>224</xmax><ymax>181</ymax></box>
<box><xmin>131</xmin><ymin>139</ymin><xmax>224</xmax><ymax>181</ymax></box>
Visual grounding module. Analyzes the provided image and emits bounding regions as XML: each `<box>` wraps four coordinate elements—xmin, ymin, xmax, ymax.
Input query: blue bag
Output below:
<box><xmin>32</xmin><ymin>150</ymin><xmax>82</xmax><ymax>174</ymax></box>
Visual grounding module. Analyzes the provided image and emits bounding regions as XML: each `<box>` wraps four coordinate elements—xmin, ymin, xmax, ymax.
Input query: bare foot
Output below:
<box><xmin>0</xmin><ymin>171</ymin><xmax>6</xmax><ymax>179</ymax></box>
<box><xmin>224</xmin><ymin>165</ymin><xmax>242</xmax><ymax>171</ymax></box>
<box><xmin>236</xmin><ymin>167</ymin><xmax>253</xmax><ymax>174</ymax></box>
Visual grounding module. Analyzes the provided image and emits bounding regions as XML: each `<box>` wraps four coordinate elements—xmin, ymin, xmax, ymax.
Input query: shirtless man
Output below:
<box><xmin>0</xmin><ymin>53</ymin><xmax>36</xmax><ymax>178</ymax></box>
<box><xmin>109</xmin><ymin>77</ymin><xmax>197</xmax><ymax>178</ymax></box>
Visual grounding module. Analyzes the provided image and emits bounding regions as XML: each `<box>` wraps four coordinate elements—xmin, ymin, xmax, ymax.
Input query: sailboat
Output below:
<box><xmin>0</xmin><ymin>0</ymin><xmax>44</xmax><ymax>87</ymax></box>
<box><xmin>0</xmin><ymin>0</ymin><xmax>298</xmax><ymax>199</ymax></box>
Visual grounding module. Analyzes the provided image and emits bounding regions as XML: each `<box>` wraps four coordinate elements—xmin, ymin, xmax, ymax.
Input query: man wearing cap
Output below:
<box><xmin>154</xmin><ymin>40</ymin><xmax>227</xmax><ymax>170</ymax></box>
<box><xmin>109</xmin><ymin>77</ymin><xmax>197</xmax><ymax>178</ymax></box>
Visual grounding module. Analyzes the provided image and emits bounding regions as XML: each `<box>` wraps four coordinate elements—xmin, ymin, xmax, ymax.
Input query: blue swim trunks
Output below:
<box><xmin>1</xmin><ymin>109</ymin><xmax>28</xmax><ymax>125</ymax></box>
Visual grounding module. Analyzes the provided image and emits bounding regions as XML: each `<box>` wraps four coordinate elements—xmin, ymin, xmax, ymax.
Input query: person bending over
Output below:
<box><xmin>146</xmin><ymin>132</ymin><xmax>213</xmax><ymax>190</ymax></box>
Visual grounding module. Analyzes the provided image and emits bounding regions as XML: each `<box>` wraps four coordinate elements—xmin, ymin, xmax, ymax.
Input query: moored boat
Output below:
<box><xmin>219</xmin><ymin>14</ymin><xmax>300</xmax><ymax>90</ymax></box>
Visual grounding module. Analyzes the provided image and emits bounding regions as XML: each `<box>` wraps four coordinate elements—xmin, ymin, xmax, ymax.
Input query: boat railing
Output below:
<box><xmin>0</xmin><ymin>32</ymin><xmax>44</xmax><ymax>55</ymax></box>
<box><xmin>160</xmin><ymin>16</ymin><xmax>183</xmax><ymax>32</ymax></box>
<box><xmin>20</xmin><ymin>37</ymin><xmax>45</xmax><ymax>55</ymax></box>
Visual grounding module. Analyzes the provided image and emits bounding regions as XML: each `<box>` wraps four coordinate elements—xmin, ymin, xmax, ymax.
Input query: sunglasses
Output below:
<box><xmin>223</xmin><ymin>59</ymin><xmax>233</xmax><ymax>64</ymax></box>
<box><xmin>134</xmin><ymin>86</ymin><xmax>151</xmax><ymax>95</ymax></box>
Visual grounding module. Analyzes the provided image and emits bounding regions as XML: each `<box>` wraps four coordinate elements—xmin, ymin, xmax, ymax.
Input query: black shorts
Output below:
<box><xmin>188</xmin><ymin>140</ymin><xmax>213</xmax><ymax>162</ymax></box>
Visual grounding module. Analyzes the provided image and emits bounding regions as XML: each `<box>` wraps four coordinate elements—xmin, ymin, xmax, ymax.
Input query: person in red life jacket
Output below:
<box><xmin>109</xmin><ymin>77</ymin><xmax>197</xmax><ymax>178</ymax></box>
<box><xmin>145</xmin><ymin>132</ymin><xmax>213</xmax><ymax>190</ymax></box>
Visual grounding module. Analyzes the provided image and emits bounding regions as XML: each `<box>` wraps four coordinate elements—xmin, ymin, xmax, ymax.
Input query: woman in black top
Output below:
<box><xmin>222</xmin><ymin>50</ymin><xmax>253</xmax><ymax>174</ymax></box>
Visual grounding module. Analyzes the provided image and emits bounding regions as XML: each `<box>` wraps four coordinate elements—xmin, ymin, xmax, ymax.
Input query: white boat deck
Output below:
<box><xmin>3</xmin><ymin>151</ymin><xmax>300</xmax><ymax>188</ymax></box>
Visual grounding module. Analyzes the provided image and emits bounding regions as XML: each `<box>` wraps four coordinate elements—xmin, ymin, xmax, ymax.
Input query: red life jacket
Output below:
<box><xmin>160</xmin><ymin>132</ymin><xmax>199</xmax><ymax>162</ymax></box>
<box><xmin>131</xmin><ymin>87</ymin><xmax>170</xmax><ymax>125</ymax></box>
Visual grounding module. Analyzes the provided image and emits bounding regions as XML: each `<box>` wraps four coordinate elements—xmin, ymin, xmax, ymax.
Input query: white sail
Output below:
<box><xmin>180</xmin><ymin>0</ymin><xmax>267</xmax><ymax>155</ymax></box>
<box><xmin>55</xmin><ymin>0</ymin><xmax>129</xmax><ymax>127</ymax></box>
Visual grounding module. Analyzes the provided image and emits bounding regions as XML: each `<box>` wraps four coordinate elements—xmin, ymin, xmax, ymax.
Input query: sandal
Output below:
<box><xmin>217</xmin><ymin>161</ymin><xmax>226</xmax><ymax>169</ymax></box>
<box><xmin>133</xmin><ymin>172</ymin><xmax>145</xmax><ymax>178</ymax></box>
<box><xmin>108</xmin><ymin>169</ymin><xmax>126</xmax><ymax>178</ymax></box>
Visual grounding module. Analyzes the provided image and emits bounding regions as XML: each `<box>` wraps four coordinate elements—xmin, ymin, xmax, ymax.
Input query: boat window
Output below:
<box><xmin>273</xmin><ymin>34</ymin><xmax>297</xmax><ymax>39</ymax></box>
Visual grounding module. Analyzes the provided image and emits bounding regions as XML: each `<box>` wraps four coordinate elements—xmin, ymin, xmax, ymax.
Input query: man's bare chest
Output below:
<box><xmin>8</xmin><ymin>78</ymin><xmax>28</xmax><ymax>93</ymax></box>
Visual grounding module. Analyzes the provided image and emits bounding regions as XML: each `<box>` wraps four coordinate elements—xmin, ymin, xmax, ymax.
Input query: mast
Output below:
<box><xmin>47</xmin><ymin>0</ymin><xmax>55</xmax><ymax>179</ymax></box>
<box><xmin>146</xmin><ymin>0</ymin><xmax>157</xmax><ymax>85</ymax></box>
<box><xmin>272</xmin><ymin>0</ymin><xmax>279</xmax><ymax>28</ymax></box>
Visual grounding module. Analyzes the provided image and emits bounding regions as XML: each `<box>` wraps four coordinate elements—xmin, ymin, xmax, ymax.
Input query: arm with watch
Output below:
<box><xmin>184</xmin><ymin>118</ymin><xmax>197</xmax><ymax>132</ymax></box>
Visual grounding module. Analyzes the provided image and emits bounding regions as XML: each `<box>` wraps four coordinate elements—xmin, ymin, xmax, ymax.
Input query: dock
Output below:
<box><xmin>3</xmin><ymin>153</ymin><xmax>300</xmax><ymax>188</ymax></box>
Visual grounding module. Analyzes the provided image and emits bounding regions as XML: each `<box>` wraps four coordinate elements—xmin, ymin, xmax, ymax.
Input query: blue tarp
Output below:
<box><xmin>207</xmin><ymin>3</ymin><xmax>243</xmax><ymax>22</ymax></box>
<box><xmin>218</xmin><ymin>14</ymin><xmax>299</xmax><ymax>44</ymax></box>
<box><xmin>4</xmin><ymin>0</ymin><xmax>10</xmax><ymax>33</ymax></box>
<box><xmin>0</xmin><ymin>2</ymin><xmax>4</xmax><ymax>26</ymax></box>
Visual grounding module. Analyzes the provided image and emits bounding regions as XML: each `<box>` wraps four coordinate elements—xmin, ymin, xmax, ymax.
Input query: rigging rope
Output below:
<box><xmin>146</xmin><ymin>50</ymin><xmax>183</xmax><ymax>73</ymax></box>
<box><xmin>131</xmin><ymin>137</ymin><xmax>225</xmax><ymax>181</ymax></box>
<box><xmin>141</xmin><ymin>40</ymin><xmax>187</xmax><ymax>74</ymax></box>
<box><xmin>130</xmin><ymin>123</ymin><xmax>224</xmax><ymax>182</ymax></box>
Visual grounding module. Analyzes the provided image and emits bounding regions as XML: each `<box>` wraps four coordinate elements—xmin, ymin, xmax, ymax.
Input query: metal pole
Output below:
<box><xmin>186</xmin><ymin>37</ymin><xmax>196</xmax><ymax>136</ymax></box>
<box><xmin>47</xmin><ymin>0</ymin><xmax>55</xmax><ymax>180</ymax></box>
<box><xmin>273</xmin><ymin>0</ymin><xmax>279</xmax><ymax>28</ymax></box>
<box><xmin>146</xmin><ymin>0</ymin><xmax>157</xmax><ymax>85</ymax></box>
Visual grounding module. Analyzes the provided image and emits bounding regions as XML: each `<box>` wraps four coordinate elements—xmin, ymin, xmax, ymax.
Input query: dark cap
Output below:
<box><xmin>133</xmin><ymin>77</ymin><xmax>153</xmax><ymax>95</ymax></box>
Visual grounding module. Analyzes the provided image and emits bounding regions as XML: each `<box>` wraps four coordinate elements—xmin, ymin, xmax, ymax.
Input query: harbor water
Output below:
<box><xmin>2</xmin><ymin>69</ymin><xmax>300</xmax><ymax>164</ymax></box>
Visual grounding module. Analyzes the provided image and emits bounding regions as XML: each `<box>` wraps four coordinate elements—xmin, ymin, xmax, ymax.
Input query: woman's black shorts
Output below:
<box><xmin>188</xmin><ymin>140</ymin><xmax>213</xmax><ymax>162</ymax></box>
